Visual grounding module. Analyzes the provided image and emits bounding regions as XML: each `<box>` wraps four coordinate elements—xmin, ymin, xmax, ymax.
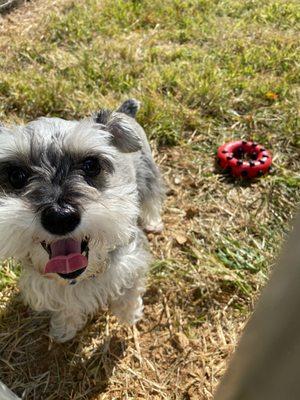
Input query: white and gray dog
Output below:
<box><xmin>0</xmin><ymin>99</ymin><xmax>164</xmax><ymax>342</ymax></box>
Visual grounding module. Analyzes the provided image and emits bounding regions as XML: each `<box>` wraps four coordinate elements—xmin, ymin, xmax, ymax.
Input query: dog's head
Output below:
<box><xmin>0</xmin><ymin>100</ymin><xmax>142</xmax><ymax>284</ymax></box>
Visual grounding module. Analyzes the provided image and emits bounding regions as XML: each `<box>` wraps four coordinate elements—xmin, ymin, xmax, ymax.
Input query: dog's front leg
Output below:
<box><xmin>49</xmin><ymin>309</ymin><xmax>86</xmax><ymax>343</ymax></box>
<box><xmin>110</xmin><ymin>281</ymin><xmax>144</xmax><ymax>325</ymax></box>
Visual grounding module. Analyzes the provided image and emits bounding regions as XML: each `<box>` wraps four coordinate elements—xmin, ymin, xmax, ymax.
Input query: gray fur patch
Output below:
<box><xmin>136</xmin><ymin>152</ymin><xmax>165</xmax><ymax>203</ymax></box>
<box><xmin>94</xmin><ymin>110</ymin><xmax>142</xmax><ymax>153</ymax></box>
<box><xmin>117</xmin><ymin>99</ymin><xmax>140</xmax><ymax>118</ymax></box>
<box><xmin>94</xmin><ymin>109</ymin><xmax>111</xmax><ymax>125</ymax></box>
<box><xmin>107</xmin><ymin>114</ymin><xmax>142</xmax><ymax>153</ymax></box>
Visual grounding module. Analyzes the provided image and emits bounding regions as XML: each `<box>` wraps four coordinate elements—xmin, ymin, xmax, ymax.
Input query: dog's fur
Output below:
<box><xmin>0</xmin><ymin>99</ymin><xmax>164</xmax><ymax>342</ymax></box>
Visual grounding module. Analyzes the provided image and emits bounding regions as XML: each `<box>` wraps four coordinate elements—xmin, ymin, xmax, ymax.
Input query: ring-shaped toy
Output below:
<box><xmin>217</xmin><ymin>140</ymin><xmax>272</xmax><ymax>179</ymax></box>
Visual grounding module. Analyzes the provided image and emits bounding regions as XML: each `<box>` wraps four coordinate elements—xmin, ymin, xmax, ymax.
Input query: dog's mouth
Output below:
<box><xmin>41</xmin><ymin>238</ymin><xmax>89</xmax><ymax>280</ymax></box>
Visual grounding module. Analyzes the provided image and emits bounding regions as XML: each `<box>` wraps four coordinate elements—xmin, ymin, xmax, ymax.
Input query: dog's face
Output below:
<box><xmin>0</xmin><ymin>112</ymin><xmax>141</xmax><ymax>284</ymax></box>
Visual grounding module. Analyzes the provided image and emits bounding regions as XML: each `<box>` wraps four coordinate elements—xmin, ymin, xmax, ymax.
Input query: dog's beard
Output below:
<box><xmin>0</xmin><ymin>182</ymin><xmax>139</xmax><ymax>284</ymax></box>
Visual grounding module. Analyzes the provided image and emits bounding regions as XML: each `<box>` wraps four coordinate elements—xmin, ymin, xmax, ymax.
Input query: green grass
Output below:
<box><xmin>216</xmin><ymin>237</ymin><xmax>267</xmax><ymax>273</ymax></box>
<box><xmin>0</xmin><ymin>259</ymin><xmax>21</xmax><ymax>290</ymax></box>
<box><xmin>0</xmin><ymin>0</ymin><xmax>299</xmax><ymax>147</ymax></box>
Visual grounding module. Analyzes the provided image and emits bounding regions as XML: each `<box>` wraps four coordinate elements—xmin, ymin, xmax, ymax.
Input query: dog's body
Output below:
<box><xmin>0</xmin><ymin>99</ymin><xmax>164</xmax><ymax>342</ymax></box>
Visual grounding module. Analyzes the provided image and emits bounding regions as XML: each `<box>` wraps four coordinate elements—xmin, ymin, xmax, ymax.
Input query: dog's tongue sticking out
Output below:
<box><xmin>45</xmin><ymin>238</ymin><xmax>88</xmax><ymax>274</ymax></box>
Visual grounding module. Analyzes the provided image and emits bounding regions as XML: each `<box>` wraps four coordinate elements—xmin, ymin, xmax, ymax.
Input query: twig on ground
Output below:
<box><xmin>132</xmin><ymin>324</ymin><xmax>143</xmax><ymax>367</ymax></box>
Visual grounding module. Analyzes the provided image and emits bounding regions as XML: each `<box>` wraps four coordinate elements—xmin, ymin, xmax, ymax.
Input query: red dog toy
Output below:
<box><xmin>217</xmin><ymin>140</ymin><xmax>272</xmax><ymax>178</ymax></box>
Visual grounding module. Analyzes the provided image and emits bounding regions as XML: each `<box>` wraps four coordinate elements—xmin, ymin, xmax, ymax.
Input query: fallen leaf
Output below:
<box><xmin>175</xmin><ymin>233</ymin><xmax>188</xmax><ymax>245</ymax></box>
<box><xmin>172</xmin><ymin>332</ymin><xmax>190</xmax><ymax>352</ymax></box>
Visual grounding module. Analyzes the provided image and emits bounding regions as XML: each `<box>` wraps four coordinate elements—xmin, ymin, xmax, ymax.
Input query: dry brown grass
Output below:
<box><xmin>0</xmin><ymin>0</ymin><xmax>299</xmax><ymax>399</ymax></box>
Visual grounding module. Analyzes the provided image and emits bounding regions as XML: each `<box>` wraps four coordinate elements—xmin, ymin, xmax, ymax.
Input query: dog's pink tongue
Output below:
<box><xmin>45</xmin><ymin>239</ymin><xmax>88</xmax><ymax>274</ymax></box>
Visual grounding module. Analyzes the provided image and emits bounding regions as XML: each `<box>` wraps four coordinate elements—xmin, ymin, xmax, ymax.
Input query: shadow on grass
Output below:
<box><xmin>0</xmin><ymin>291</ymin><xmax>126</xmax><ymax>399</ymax></box>
<box><xmin>214</xmin><ymin>164</ymin><xmax>269</xmax><ymax>187</ymax></box>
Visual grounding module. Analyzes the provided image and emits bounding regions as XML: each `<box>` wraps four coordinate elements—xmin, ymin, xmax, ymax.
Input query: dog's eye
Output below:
<box><xmin>82</xmin><ymin>157</ymin><xmax>101</xmax><ymax>177</ymax></box>
<box><xmin>8</xmin><ymin>167</ymin><xmax>29</xmax><ymax>189</ymax></box>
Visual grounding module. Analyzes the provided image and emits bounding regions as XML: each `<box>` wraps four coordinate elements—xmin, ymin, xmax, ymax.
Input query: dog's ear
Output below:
<box><xmin>95</xmin><ymin>110</ymin><xmax>142</xmax><ymax>153</ymax></box>
<box><xmin>116</xmin><ymin>98</ymin><xmax>140</xmax><ymax>119</ymax></box>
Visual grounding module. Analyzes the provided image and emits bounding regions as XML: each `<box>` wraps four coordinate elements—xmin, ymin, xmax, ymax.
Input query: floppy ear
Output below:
<box><xmin>94</xmin><ymin>110</ymin><xmax>142</xmax><ymax>153</ymax></box>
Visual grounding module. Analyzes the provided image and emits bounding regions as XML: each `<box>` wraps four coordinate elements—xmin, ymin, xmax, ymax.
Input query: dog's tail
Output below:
<box><xmin>116</xmin><ymin>99</ymin><xmax>140</xmax><ymax>119</ymax></box>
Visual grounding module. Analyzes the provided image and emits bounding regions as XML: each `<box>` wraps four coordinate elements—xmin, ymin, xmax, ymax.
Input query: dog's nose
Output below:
<box><xmin>41</xmin><ymin>204</ymin><xmax>81</xmax><ymax>235</ymax></box>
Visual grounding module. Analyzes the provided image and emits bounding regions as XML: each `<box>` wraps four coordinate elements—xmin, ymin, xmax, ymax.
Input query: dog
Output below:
<box><xmin>0</xmin><ymin>99</ymin><xmax>164</xmax><ymax>342</ymax></box>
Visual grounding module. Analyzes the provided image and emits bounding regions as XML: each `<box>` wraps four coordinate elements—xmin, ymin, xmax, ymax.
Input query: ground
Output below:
<box><xmin>0</xmin><ymin>0</ymin><xmax>299</xmax><ymax>399</ymax></box>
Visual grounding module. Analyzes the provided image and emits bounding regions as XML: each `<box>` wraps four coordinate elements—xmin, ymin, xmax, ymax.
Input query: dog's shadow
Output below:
<box><xmin>0</xmin><ymin>290</ymin><xmax>126</xmax><ymax>399</ymax></box>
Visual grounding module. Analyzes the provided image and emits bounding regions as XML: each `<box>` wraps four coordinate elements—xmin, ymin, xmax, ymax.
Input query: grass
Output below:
<box><xmin>0</xmin><ymin>0</ymin><xmax>299</xmax><ymax>399</ymax></box>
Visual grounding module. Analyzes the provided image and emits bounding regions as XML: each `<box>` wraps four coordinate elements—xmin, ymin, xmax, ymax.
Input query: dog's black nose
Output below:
<box><xmin>41</xmin><ymin>204</ymin><xmax>81</xmax><ymax>235</ymax></box>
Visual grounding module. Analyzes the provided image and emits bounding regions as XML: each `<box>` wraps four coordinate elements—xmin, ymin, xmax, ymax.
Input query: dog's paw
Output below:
<box><xmin>118</xmin><ymin>309</ymin><xmax>143</xmax><ymax>325</ymax></box>
<box><xmin>144</xmin><ymin>221</ymin><xmax>164</xmax><ymax>234</ymax></box>
<box><xmin>120</xmin><ymin>306</ymin><xmax>143</xmax><ymax>325</ymax></box>
<box><xmin>49</xmin><ymin>323</ymin><xmax>77</xmax><ymax>343</ymax></box>
<box><xmin>111</xmin><ymin>295</ymin><xmax>144</xmax><ymax>325</ymax></box>
<box><xmin>49</xmin><ymin>312</ymin><xmax>84</xmax><ymax>343</ymax></box>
